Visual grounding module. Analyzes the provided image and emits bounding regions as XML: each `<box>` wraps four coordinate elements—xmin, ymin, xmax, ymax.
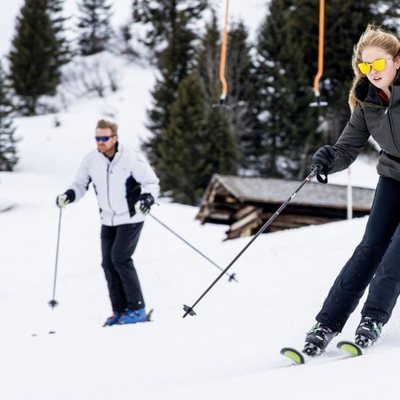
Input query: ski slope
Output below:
<box><xmin>0</xmin><ymin>58</ymin><xmax>396</xmax><ymax>400</ymax></box>
<box><xmin>2</xmin><ymin>152</ymin><xmax>398</xmax><ymax>400</ymax></box>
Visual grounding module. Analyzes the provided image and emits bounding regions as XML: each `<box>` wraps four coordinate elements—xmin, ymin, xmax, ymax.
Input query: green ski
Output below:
<box><xmin>336</xmin><ymin>341</ymin><xmax>363</xmax><ymax>357</ymax></box>
<box><xmin>280</xmin><ymin>347</ymin><xmax>305</xmax><ymax>365</ymax></box>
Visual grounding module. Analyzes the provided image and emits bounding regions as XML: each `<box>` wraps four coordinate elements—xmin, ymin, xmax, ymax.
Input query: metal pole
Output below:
<box><xmin>347</xmin><ymin>166</ymin><xmax>353</xmax><ymax>220</ymax></box>
<box><xmin>48</xmin><ymin>207</ymin><xmax>63</xmax><ymax>309</ymax></box>
<box><xmin>148</xmin><ymin>213</ymin><xmax>237</xmax><ymax>282</ymax></box>
<box><xmin>182</xmin><ymin>167</ymin><xmax>319</xmax><ymax>318</ymax></box>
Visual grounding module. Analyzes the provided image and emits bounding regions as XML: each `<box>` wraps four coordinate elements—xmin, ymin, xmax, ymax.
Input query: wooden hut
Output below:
<box><xmin>196</xmin><ymin>174</ymin><xmax>375</xmax><ymax>240</ymax></box>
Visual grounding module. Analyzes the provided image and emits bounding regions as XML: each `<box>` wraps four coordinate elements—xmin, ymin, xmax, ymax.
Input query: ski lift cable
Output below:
<box><xmin>218</xmin><ymin>0</ymin><xmax>230</xmax><ymax>105</ymax></box>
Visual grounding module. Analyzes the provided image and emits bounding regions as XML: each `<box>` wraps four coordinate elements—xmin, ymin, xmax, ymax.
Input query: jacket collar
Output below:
<box><xmin>355</xmin><ymin>70</ymin><xmax>400</xmax><ymax>106</ymax></box>
<box><xmin>100</xmin><ymin>141</ymin><xmax>121</xmax><ymax>162</ymax></box>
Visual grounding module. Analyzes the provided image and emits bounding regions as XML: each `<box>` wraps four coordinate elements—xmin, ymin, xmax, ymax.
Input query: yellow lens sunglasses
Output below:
<box><xmin>357</xmin><ymin>58</ymin><xmax>389</xmax><ymax>75</ymax></box>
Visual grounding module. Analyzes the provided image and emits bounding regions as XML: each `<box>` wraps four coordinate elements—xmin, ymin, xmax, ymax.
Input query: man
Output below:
<box><xmin>56</xmin><ymin>119</ymin><xmax>159</xmax><ymax>326</ymax></box>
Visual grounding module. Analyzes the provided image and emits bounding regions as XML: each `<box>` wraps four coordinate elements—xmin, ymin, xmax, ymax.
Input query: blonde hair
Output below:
<box><xmin>96</xmin><ymin>119</ymin><xmax>118</xmax><ymax>136</ymax></box>
<box><xmin>349</xmin><ymin>24</ymin><xmax>400</xmax><ymax>111</ymax></box>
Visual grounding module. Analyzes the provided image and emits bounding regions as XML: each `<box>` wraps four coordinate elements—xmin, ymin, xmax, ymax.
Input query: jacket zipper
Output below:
<box><xmin>386</xmin><ymin>96</ymin><xmax>400</xmax><ymax>153</ymax></box>
<box><xmin>363</xmin><ymin>99</ymin><xmax>400</xmax><ymax>153</ymax></box>
<box><xmin>106</xmin><ymin>162</ymin><xmax>116</xmax><ymax>226</ymax></box>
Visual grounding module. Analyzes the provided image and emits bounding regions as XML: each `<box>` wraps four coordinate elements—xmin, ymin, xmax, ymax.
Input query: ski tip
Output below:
<box><xmin>280</xmin><ymin>347</ymin><xmax>305</xmax><ymax>365</ymax></box>
<box><xmin>336</xmin><ymin>341</ymin><xmax>363</xmax><ymax>356</ymax></box>
<box><xmin>146</xmin><ymin>308</ymin><xmax>154</xmax><ymax>321</ymax></box>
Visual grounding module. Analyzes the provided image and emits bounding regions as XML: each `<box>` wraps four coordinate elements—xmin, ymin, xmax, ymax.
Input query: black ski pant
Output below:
<box><xmin>316</xmin><ymin>176</ymin><xmax>400</xmax><ymax>332</ymax></box>
<box><xmin>101</xmin><ymin>223</ymin><xmax>145</xmax><ymax>313</ymax></box>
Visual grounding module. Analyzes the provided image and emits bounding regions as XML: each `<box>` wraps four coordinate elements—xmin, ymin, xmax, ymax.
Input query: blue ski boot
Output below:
<box><xmin>119</xmin><ymin>308</ymin><xmax>148</xmax><ymax>324</ymax></box>
<box><xmin>103</xmin><ymin>312</ymin><xmax>121</xmax><ymax>327</ymax></box>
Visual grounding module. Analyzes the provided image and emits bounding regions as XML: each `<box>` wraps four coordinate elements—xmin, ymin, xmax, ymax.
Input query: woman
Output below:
<box><xmin>304</xmin><ymin>25</ymin><xmax>400</xmax><ymax>356</ymax></box>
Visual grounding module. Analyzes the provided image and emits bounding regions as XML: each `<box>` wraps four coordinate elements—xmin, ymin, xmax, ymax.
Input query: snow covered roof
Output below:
<box><xmin>205</xmin><ymin>174</ymin><xmax>375</xmax><ymax>210</ymax></box>
<box><xmin>197</xmin><ymin>174</ymin><xmax>375</xmax><ymax>239</ymax></box>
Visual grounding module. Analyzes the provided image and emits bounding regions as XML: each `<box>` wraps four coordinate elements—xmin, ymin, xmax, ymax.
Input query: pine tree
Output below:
<box><xmin>197</xmin><ymin>14</ymin><xmax>257</xmax><ymax>174</ymax></box>
<box><xmin>225</xmin><ymin>21</ymin><xmax>259</xmax><ymax>172</ymax></box>
<box><xmin>8</xmin><ymin>0</ymin><xmax>69</xmax><ymax>115</ymax></box>
<box><xmin>203</xmin><ymin>107</ymin><xmax>238</xmax><ymax>181</ymax></box>
<box><xmin>254</xmin><ymin>0</ymin><xmax>318</xmax><ymax>178</ymax></box>
<box><xmin>143</xmin><ymin>19</ymin><xmax>196</xmax><ymax>168</ymax></box>
<box><xmin>0</xmin><ymin>63</ymin><xmax>18</xmax><ymax>171</ymax></box>
<box><xmin>157</xmin><ymin>72</ymin><xmax>206</xmax><ymax>204</ymax></box>
<box><xmin>150</xmin><ymin>12</ymin><xmax>238</xmax><ymax>203</ymax></box>
<box><xmin>142</xmin><ymin>1</ymin><xmax>207</xmax><ymax>171</ymax></box>
<box><xmin>157</xmin><ymin>72</ymin><xmax>237</xmax><ymax>204</ymax></box>
<box><xmin>77</xmin><ymin>0</ymin><xmax>113</xmax><ymax>56</ymax></box>
<box><xmin>132</xmin><ymin>0</ymin><xmax>208</xmax><ymax>57</ymax></box>
<box><xmin>382</xmin><ymin>0</ymin><xmax>400</xmax><ymax>27</ymax></box>
<box><xmin>252</xmin><ymin>0</ymin><xmax>393</xmax><ymax>178</ymax></box>
<box><xmin>316</xmin><ymin>0</ymin><xmax>387</xmax><ymax>143</ymax></box>
<box><xmin>197</xmin><ymin>12</ymin><xmax>220</xmax><ymax>104</ymax></box>
<box><xmin>48</xmin><ymin>0</ymin><xmax>71</xmax><ymax>68</ymax></box>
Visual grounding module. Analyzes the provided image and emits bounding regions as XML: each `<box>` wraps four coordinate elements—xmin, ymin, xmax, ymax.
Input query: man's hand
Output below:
<box><xmin>136</xmin><ymin>193</ymin><xmax>154</xmax><ymax>215</ymax></box>
<box><xmin>56</xmin><ymin>190</ymin><xmax>75</xmax><ymax>208</ymax></box>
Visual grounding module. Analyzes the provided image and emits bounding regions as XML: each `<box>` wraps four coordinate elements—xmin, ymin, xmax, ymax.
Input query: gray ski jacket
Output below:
<box><xmin>332</xmin><ymin>72</ymin><xmax>400</xmax><ymax>182</ymax></box>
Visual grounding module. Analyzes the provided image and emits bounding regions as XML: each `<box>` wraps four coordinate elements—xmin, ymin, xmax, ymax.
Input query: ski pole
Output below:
<box><xmin>182</xmin><ymin>166</ymin><xmax>320</xmax><ymax>318</ymax></box>
<box><xmin>48</xmin><ymin>207</ymin><xmax>63</xmax><ymax>309</ymax></box>
<box><xmin>148</xmin><ymin>213</ymin><xmax>237</xmax><ymax>282</ymax></box>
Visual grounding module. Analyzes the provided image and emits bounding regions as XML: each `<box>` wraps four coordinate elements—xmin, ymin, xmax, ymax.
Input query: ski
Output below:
<box><xmin>336</xmin><ymin>340</ymin><xmax>363</xmax><ymax>357</ymax></box>
<box><xmin>31</xmin><ymin>330</ymin><xmax>57</xmax><ymax>337</ymax></box>
<box><xmin>280</xmin><ymin>347</ymin><xmax>305</xmax><ymax>365</ymax></box>
<box><xmin>0</xmin><ymin>204</ymin><xmax>15</xmax><ymax>213</ymax></box>
<box><xmin>146</xmin><ymin>308</ymin><xmax>154</xmax><ymax>321</ymax></box>
<box><xmin>281</xmin><ymin>341</ymin><xmax>363</xmax><ymax>365</ymax></box>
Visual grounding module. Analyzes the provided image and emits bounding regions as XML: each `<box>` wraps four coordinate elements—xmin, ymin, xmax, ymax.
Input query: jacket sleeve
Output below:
<box><xmin>130</xmin><ymin>153</ymin><xmax>160</xmax><ymax>199</ymax></box>
<box><xmin>69</xmin><ymin>155</ymin><xmax>92</xmax><ymax>202</ymax></box>
<box><xmin>331</xmin><ymin>105</ymin><xmax>371</xmax><ymax>173</ymax></box>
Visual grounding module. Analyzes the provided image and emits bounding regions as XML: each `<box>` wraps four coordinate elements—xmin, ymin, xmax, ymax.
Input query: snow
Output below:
<box><xmin>0</xmin><ymin>1</ymin><xmax>396</xmax><ymax>400</ymax></box>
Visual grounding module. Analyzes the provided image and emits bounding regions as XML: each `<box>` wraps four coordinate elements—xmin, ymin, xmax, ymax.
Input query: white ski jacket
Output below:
<box><xmin>69</xmin><ymin>144</ymin><xmax>160</xmax><ymax>226</ymax></box>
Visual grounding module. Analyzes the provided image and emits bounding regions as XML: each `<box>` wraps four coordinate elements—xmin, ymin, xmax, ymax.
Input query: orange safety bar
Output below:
<box><xmin>313</xmin><ymin>0</ymin><xmax>325</xmax><ymax>97</ymax></box>
<box><xmin>219</xmin><ymin>0</ymin><xmax>230</xmax><ymax>103</ymax></box>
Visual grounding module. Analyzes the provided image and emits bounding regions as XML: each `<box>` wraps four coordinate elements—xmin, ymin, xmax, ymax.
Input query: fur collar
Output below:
<box><xmin>355</xmin><ymin>70</ymin><xmax>400</xmax><ymax>104</ymax></box>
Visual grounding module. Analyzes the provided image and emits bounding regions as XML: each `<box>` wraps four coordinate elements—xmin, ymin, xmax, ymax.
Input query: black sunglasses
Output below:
<box><xmin>95</xmin><ymin>135</ymin><xmax>115</xmax><ymax>142</ymax></box>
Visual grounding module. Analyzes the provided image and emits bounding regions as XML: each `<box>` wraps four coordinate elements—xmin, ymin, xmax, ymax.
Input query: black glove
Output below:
<box><xmin>137</xmin><ymin>193</ymin><xmax>154</xmax><ymax>215</ymax></box>
<box><xmin>311</xmin><ymin>145</ymin><xmax>336</xmax><ymax>183</ymax></box>
<box><xmin>56</xmin><ymin>189</ymin><xmax>76</xmax><ymax>208</ymax></box>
